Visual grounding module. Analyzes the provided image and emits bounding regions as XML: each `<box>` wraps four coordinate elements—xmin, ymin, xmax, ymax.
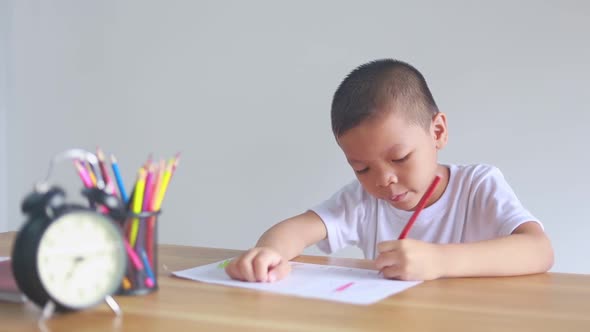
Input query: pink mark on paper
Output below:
<box><xmin>333</xmin><ymin>281</ymin><xmax>355</xmax><ymax>292</ymax></box>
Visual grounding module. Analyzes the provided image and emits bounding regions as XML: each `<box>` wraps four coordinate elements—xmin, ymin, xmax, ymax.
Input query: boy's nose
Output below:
<box><xmin>376</xmin><ymin>171</ymin><xmax>398</xmax><ymax>187</ymax></box>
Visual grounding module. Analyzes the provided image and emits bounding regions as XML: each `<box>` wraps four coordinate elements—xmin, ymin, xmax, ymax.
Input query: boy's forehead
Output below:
<box><xmin>352</xmin><ymin>108</ymin><xmax>415</xmax><ymax>136</ymax></box>
<box><xmin>337</xmin><ymin>110</ymin><xmax>426</xmax><ymax>158</ymax></box>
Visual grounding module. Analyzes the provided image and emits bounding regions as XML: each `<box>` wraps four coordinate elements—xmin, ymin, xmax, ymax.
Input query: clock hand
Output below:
<box><xmin>65</xmin><ymin>256</ymin><xmax>85</xmax><ymax>281</ymax></box>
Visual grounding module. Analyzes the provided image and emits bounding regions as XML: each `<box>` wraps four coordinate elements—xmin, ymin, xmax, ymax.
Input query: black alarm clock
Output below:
<box><xmin>10</xmin><ymin>149</ymin><xmax>128</xmax><ymax>315</ymax></box>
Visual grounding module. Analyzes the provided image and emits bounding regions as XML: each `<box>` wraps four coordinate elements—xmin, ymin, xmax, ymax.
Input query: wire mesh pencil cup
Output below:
<box><xmin>117</xmin><ymin>210</ymin><xmax>161</xmax><ymax>296</ymax></box>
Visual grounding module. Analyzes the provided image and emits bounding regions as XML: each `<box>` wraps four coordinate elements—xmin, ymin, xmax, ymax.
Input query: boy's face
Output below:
<box><xmin>337</xmin><ymin>108</ymin><xmax>448</xmax><ymax>211</ymax></box>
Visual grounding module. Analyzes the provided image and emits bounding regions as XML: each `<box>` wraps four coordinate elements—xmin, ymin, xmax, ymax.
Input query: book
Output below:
<box><xmin>0</xmin><ymin>257</ymin><xmax>27</xmax><ymax>303</ymax></box>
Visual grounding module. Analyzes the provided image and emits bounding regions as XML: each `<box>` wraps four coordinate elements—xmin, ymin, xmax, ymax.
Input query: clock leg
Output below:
<box><xmin>105</xmin><ymin>295</ymin><xmax>122</xmax><ymax>316</ymax></box>
<box><xmin>38</xmin><ymin>300</ymin><xmax>56</xmax><ymax>326</ymax></box>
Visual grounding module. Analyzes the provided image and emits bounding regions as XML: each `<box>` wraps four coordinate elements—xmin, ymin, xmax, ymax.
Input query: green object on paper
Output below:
<box><xmin>217</xmin><ymin>259</ymin><xmax>231</xmax><ymax>269</ymax></box>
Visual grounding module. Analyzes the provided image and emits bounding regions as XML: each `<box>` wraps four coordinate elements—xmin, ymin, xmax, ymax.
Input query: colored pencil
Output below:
<box><xmin>129</xmin><ymin>168</ymin><xmax>147</xmax><ymax>247</ymax></box>
<box><xmin>153</xmin><ymin>154</ymin><xmax>180</xmax><ymax>211</ymax></box>
<box><xmin>146</xmin><ymin>160</ymin><xmax>164</xmax><ymax>266</ymax></box>
<box><xmin>398</xmin><ymin>175</ymin><xmax>441</xmax><ymax>240</ymax></box>
<box><xmin>124</xmin><ymin>239</ymin><xmax>144</xmax><ymax>271</ymax></box>
<box><xmin>111</xmin><ymin>154</ymin><xmax>129</xmax><ymax>204</ymax></box>
<box><xmin>135</xmin><ymin>165</ymin><xmax>155</xmax><ymax>251</ymax></box>
<box><xmin>140</xmin><ymin>249</ymin><xmax>156</xmax><ymax>287</ymax></box>
<box><xmin>124</xmin><ymin>239</ymin><xmax>154</xmax><ymax>288</ymax></box>
<box><xmin>97</xmin><ymin>147</ymin><xmax>115</xmax><ymax>194</ymax></box>
<box><xmin>122</xmin><ymin>277</ymin><xmax>131</xmax><ymax>290</ymax></box>
<box><xmin>84</xmin><ymin>161</ymin><xmax>97</xmax><ymax>187</ymax></box>
<box><xmin>142</xmin><ymin>164</ymin><xmax>155</xmax><ymax>212</ymax></box>
<box><xmin>73</xmin><ymin>160</ymin><xmax>93</xmax><ymax>188</ymax></box>
<box><xmin>150</xmin><ymin>159</ymin><xmax>165</xmax><ymax>210</ymax></box>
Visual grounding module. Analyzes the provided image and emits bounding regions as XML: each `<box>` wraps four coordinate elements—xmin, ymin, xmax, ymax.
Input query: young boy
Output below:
<box><xmin>226</xmin><ymin>59</ymin><xmax>554</xmax><ymax>282</ymax></box>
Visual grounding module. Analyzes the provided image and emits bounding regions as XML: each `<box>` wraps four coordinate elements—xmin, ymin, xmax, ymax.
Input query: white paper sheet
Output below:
<box><xmin>172</xmin><ymin>259</ymin><xmax>421</xmax><ymax>305</ymax></box>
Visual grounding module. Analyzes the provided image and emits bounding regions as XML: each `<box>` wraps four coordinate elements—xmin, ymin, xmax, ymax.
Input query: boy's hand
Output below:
<box><xmin>375</xmin><ymin>239</ymin><xmax>443</xmax><ymax>281</ymax></box>
<box><xmin>225</xmin><ymin>247</ymin><xmax>292</xmax><ymax>282</ymax></box>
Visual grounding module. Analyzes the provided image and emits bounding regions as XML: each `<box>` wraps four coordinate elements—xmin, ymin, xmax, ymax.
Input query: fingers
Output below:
<box><xmin>375</xmin><ymin>239</ymin><xmax>438</xmax><ymax>281</ymax></box>
<box><xmin>234</xmin><ymin>249</ymin><xmax>259</xmax><ymax>282</ymax></box>
<box><xmin>268</xmin><ymin>260</ymin><xmax>291</xmax><ymax>282</ymax></box>
<box><xmin>375</xmin><ymin>240</ymin><xmax>403</xmax><ymax>269</ymax></box>
<box><xmin>375</xmin><ymin>241</ymin><xmax>407</xmax><ymax>279</ymax></box>
<box><xmin>225</xmin><ymin>256</ymin><xmax>247</xmax><ymax>281</ymax></box>
<box><xmin>225</xmin><ymin>247</ymin><xmax>289</xmax><ymax>282</ymax></box>
<box><xmin>253</xmin><ymin>250</ymin><xmax>282</xmax><ymax>282</ymax></box>
<box><xmin>380</xmin><ymin>264</ymin><xmax>410</xmax><ymax>281</ymax></box>
<box><xmin>375</xmin><ymin>249</ymin><xmax>400</xmax><ymax>271</ymax></box>
<box><xmin>376</xmin><ymin>251</ymin><xmax>412</xmax><ymax>280</ymax></box>
<box><xmin>377</xmin><ymin>240</ymin><xmax>400</xmax><ymax>254</ymax></box>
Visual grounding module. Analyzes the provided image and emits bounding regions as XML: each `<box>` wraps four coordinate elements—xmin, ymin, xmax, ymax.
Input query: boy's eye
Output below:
<box><xmin>392</xmin><ymin>153</ymin><xmax>410</xmax><ymax>163</ymax></box>
<box><xmin>354</xmin><ymin>168</ymin><xmax>369</xmax><ymax>175</ymax></box>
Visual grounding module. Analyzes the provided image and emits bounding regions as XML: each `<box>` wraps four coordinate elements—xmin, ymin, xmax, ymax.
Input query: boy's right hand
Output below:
<box><xmin>225</xmin><ymin>247</ymin><xmax>292</xmax><ymax>282</ymax></box>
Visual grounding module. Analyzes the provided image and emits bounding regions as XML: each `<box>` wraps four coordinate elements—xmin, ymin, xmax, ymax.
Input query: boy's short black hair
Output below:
<box><xmin>331</xmin><ymin>59</ymin><xmax>439</xmax><ymax>137</ymax></box>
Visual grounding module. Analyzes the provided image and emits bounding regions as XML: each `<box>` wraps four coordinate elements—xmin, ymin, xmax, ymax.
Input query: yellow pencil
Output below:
<box><xmin>85</xmin><ymin>161</ymin><xmax>97</xmax><ymax>187</ymax></box>
<box><xmin>149</xmin><ymin>160</ymin><xmax>165</xmax><ymax>210</ymax></box>
<box><xmin>122</xmin><ymin>277</ymin><xmax>131</xmax><ymax>290</ymax></box>
<box><xmin>153</xmin><ymin>158</ymin><xmax>174</xmax><ymax>211</ymax></box>
<box><xmin>129</xmin><ymin>168</ymin><xmax>147</xmax><ymax>247</ymax></box>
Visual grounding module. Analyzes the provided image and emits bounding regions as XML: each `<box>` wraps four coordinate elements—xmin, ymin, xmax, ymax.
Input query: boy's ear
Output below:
<box><xmin>431</xmin><ymin>112</ymin><xmax>448</xmax><ymax>150</ymax></box>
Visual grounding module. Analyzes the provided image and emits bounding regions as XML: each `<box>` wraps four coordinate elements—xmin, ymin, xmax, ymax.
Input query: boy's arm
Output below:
<box><xmin>437</xmin><ymin>167</ymin><xmax>553</xmax><ymax>278</ymax></box>
<box><xmin>255</xmin><ymin>210</ymin><xmax>328</xmax><ymax>260</ymax></box>
<box><xmin>225</xmin><ymin>211</ymin><xmax>327</xmax><ymax>282</ymax></box>
<box><xmin>376</xmin><ymin>221</ymin><xmax>553</xmax><ymax>280</ymax></box>
<box><xmin>439</xmin><ymin>221</ymin><xmax>554</xmax><ymax>277</ymax></box>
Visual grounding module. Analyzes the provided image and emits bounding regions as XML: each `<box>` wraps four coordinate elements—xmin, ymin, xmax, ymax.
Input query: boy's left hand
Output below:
<box><xmin>375</xmin><ymin>239</ymin><xmax>443</xmax><ymax>281</ymax></box>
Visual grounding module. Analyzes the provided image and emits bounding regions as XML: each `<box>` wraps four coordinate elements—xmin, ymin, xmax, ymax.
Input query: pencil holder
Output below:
<box><xmin>117</xmin><ymin>210</ymin><xmax>161</xmax><ymax>296</ymax></box>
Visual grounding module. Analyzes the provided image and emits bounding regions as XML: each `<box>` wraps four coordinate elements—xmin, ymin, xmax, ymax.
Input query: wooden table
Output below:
<box><xmin>1</xmin><ymin>232</ymin><xmax>589</xmax><ymax>331</ymax></box>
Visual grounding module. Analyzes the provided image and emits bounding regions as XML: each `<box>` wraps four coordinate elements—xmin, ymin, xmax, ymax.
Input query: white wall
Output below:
<box><xmin>3</xmin><ymin>0</ymin><xmax>590</xmax><ymax>273</ymax></box>
<box><xmin>0</xmin><ymin>0</ymin><xmax>10</xmax><ymax>232</ymax></box>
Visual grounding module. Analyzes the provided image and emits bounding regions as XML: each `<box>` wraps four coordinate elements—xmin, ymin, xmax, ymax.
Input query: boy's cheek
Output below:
<box><xmin>357</xmin><ymin>178</ymin><xmax>378</xmax><ymax>195</ymax></box>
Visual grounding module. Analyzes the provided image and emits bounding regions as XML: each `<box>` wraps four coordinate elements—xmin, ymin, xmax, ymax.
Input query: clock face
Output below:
<box><xmin>36</xmin><ymin>211</ymin><xmax>126</xmax><ymax>309</ymax></box>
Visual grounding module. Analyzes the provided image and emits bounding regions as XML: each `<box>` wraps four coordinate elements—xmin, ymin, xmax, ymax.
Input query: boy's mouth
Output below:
<box><xmin>389</xmin><ymin>192</ymin><xmax>408</xmax><ymax>202</ymax></box>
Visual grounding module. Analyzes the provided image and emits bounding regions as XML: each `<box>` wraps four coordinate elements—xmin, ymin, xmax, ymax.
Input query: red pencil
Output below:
<box><xmin>96</xmin><ymin>147</ymin><xmax>114</xmax><ymax>194</ymax></box>
<box><xmin>397</xmin><ymin>175</ymin><xmax>441</xmax><ymax>240</ymax></box>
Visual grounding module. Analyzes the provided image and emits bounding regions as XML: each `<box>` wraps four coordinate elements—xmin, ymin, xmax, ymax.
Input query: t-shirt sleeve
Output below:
<box><xmin>310</xmin><ymin>180</ymin><xmax>369</xmax><ymax>255</ymax></box>
<box><xmin>469</xmin><ymin>166</ymin><xmax>542</xmax><ymax>239</ymax></box>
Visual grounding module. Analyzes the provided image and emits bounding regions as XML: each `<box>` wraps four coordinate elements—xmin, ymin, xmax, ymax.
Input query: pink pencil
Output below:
<box><xmin>143</xmin><ymin>165</ymin><xmax>155</xmax><ymax>212</ymax></box>
<box><xmin>73</xmin><ymin>160</ymin><xmax>93</xmax><ymax>188</ymax></box>
<box><xmin>146</xmin><ymin>160</ymin><xmax>164</xmax><ymax>267</ymax></box>
<box><xmin>124</xmin><ymin>240</ymin><xmax>154</xmax><ymax>288</ymax></box>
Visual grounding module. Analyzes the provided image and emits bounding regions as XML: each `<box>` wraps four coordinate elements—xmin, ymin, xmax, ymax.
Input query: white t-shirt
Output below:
<box><xmin>312</xmin><ymin>164</ymin><xmax>540</xmax><ymax>259</ymax></box>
